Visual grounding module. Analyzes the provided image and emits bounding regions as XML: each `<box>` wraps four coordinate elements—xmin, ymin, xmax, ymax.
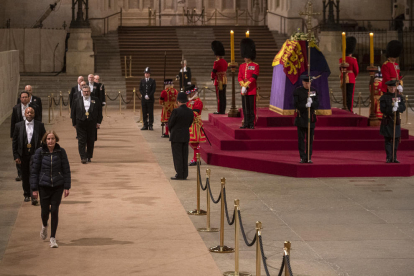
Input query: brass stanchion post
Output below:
<box><xmin>256</xmin><ymin>221</ymin><xmax>262</xmax><ymax>276</ymax></box>
<box><xmin>284</xmin><ymin>241</ymin><xmax>291</xmax><ymax>276</ymax></box>
<box><xmin>210</xmin><ymin>177</ymin><xmax>234</xmax><ymax>253</ymax></box>
<box><xmin>48</xmin><ymin>95</ymin><xmax>51</xmax><ymax>124</ymax></box>
<box><xmin>59</xmin><ymin>91</ymin><xmax>63</xmax><ymax>117</ymax></box>
<box><xmin>406</xmin><ymin>95</ymin><xmax>410</xmax><ymax>125</ymax></box>
<box><xmin>133</xmin><ymin>88</ymin><xmax>136</xmax><ymax>113</ymax></box>
<box><xmin>119</xmin><ymin>91</ymin><xmax>122</xmax><ymax>114</ymax></box>
<box><xmin>224</xmin><ymin>199</ymin><xmax>251</xmax><ymax>276</ymax></box>
<box><xmin>367</xmin><ymin>65</ymin><xmax>380</xmax><ymax>126</ymax></box>
<box><xmin>198</xmin><ymin>169</ymin><xmax>219</xmax><ymax>232</ymax></box>
<box><xmin>228</xmin><ymin>61</ymin><xmax>239</xmax><ymax>117</ymax></box>
<box><xmin>358</xmin><ymin>92</ymin><xmax>361</xmax><ymax>116</ymax></box>
<box><xmin>129</xmin><ymin>55</ymin><xmax>132</xmax><ymax>77</ymax></box>
<box><xmin>188</xmin><ymin>153</ymin><xmax>207</xmax><ymax>216</ymax></box>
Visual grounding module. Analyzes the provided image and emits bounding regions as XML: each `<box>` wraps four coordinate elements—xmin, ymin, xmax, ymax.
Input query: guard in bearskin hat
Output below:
<box><xmin>211</xmin><ymin>41</ymin><xmax>228</xmax><ymax>114</ymax></box>
<box><xmin>238</xmin><ymin>38</ymin><xmax>260</xmax><ymax>129</ymax></box>
<box><xmin>381</xmin><ymin>40</ymin><xmax>403</xmax><ymax>94</ymax></box>
<box><xmin>185</xmin><ymin>85</ymin><xmax>206</xmax><ymax>166</ymax></box>
<box><xmin>160</xmin><ymin>79</ymin><xmax>178</xmax><ymax>138</ymax></box>
<box><xmin>339</xmin><ymin>36</ymin><xmax>359</xmax><ymax>112</ymax></box>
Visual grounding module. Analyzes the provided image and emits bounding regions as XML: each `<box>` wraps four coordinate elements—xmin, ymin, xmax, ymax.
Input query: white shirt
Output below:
<box><xmin>26</xmin><ymin>120</ymin><xmax>34</xmax><ymax>144</ymax></box>
<box><xmin>146</xmin><ymin>78</ymin><xmax>149</xmax><ymax>82</ymax></box>
<box><xmin>180</xmin><ymin>67</ymin><xmax>187</xmax><ymax>72</ymax></box>
<box><xmin>21</xmin><ymin>103</ymin><xmax>29</xmax><ymax>120</ymax></box>
<box><xmin>89</xmin><ymin>82</ymin><xmax>94</xmax><ymax>92</ymax></box>
<box><xmin>78</xmin><ymin>84</ymin><xmax>81</xmax><ymax>92</ymax></box>
<box><xmin>83</xmin><ymin>96</ymin><xmax>91</xmax><ymax>112</ymax></box>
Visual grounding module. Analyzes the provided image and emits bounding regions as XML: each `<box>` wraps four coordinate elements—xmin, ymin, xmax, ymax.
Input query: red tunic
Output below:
<box><xmin>160</xmin><ymin>88</ymin><xmax>178</xmax><ymax>122</ymax></box>
<box><xmin>381</xmin><ymin>61</ymin><xmax>402</xmax><ymax>93</ymax></box>
<box><xmin>186</xmin><ymin>98</ymin><xmax>206</xmax><ymax>143</ymax></box>
<box><xmin>238</xmin><ymin>62</ymin><xmax>260</xmax><ymax>95</ymax></box>
<box><xmin>339</xmin><ymin>56</ymin><xmax>359</xmax><ymax>84</ymax></box>
<box><xmin>211</xmin><ymin>58</ymin><xmax>228</xmax><ymax>87</ymax></box>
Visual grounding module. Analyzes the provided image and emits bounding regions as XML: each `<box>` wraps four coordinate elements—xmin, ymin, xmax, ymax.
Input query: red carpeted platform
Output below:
<box><xmin>200</xmin><ymin>108</ymin><xmax>414</xmax><ymax>177</ymax></box>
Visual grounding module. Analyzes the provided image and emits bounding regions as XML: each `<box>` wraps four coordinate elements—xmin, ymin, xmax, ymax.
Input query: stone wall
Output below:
<box><xmin>0</xmin><ymin>50</ymin><xmax>20</xmax><ymax>125</ymax></box>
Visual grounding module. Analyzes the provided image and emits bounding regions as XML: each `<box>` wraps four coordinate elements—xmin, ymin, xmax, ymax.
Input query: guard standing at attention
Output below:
<box><xmin>381</xmin><ymin>40</ymin><xmax>403</xmax><ymax>94</ymax></box>
<box><xmin>140</xmin><ymin>67</ymin><xmax>156</xmax><ymax>130</ymax></box>
<box><xmin>379</xmin><ymin>80</ymin><xmax>406</xmax><ymax>163</ymax></box>
<box><xmin>160</xmin><ymin>79</ymin><xmax>178</xmax><ymax>138</ymax></box>
<box><xmin>293</xmin><ymin>75</ymin><xmax>319</xmax><ymax>163</ymax></box>
<box><xmin>211</xmin><ymin>41</ymin><xmax>228</xmax><ymax>114</ymax></box>
<box><xmin>185</xmin><ymin>85</ymin><xmax>206</xmax><ymax>166</ymax></box>
<box><xmin>71</xmin><ymin>86</ymin><xmax>103</xmax><ymax>164</ymax></box>
<box><xmin>238</xmin><ymin>38</ymin><xmax>260</xmax><ymax>129</ymax></box>
<box><xmin>339</xmin><ymin>37</ymin><xmax>359</xmax><ymax>112</ymax></box>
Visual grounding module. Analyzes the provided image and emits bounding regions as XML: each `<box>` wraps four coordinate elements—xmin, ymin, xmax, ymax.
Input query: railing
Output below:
<box><xmin>89</xmin><ymin>8</ymin><xmax>122</xmax><ymax>36</ymax></box>
<box><xmin>320</xmin><ymin>18</ymin><xmax>414</xmax><ymax>32</ymax></box>
<box><xmin>266</xmin><ymin>11</ymin><xmax>305</xmax><ymax>35</ymax></box>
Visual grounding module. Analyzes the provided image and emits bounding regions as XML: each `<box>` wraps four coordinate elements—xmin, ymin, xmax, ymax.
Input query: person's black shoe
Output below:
<box><xmin>81</xmin><ymin>158</ymin><xmax>87</xmax><ymax>164</ymax></box>
<box><xmin>386</xmin><ymin>159</ymin><xmax>391</xmax><ymax>163</ymax></box>
<box><xmin>162</xmin><ymin>134</ymin><xmax>169</xmax><ymax>138</ymax></box>
<box><xmin>31</xmin><ymin>199</ymin><xmax>38</xmax><ymax>206</ymax></box>
<box><xmin>171</xmin><ymin>176</ymin><xmax>184</xmax><ymax>180</ymax></box>
<box><xmin>24</xmin><ymin>196</ymin><xmax>30</xmax><ymax>202</ymax></box>
<box><xmin>249</xmin><ymin>126</ymin><xmax>255</xmax><ymax>129</ymax></box>
<box><xmin>149</xmin><ymin>126</ymin><xmax>153</xmax><ymax>130</ymax></box>
<box><xmin>141</xmin><ymin>126</ymin><xmax>148</xmax><ymax>130</ymax></box>
<box><xmin>15</xmin><ymin>176</ymin><xmax>21</xmax><ymax>181</ymax></box>
<box><xmin>307</xmin><ymin>159</ymin><xmax>313</xmax><ymax>164</ymax></box>
<box><xmin>87</xmin><ymin>158</ymin><xmax>92</xmax><ymax>163</ymax></box>
<box><xmin>189</xmin><ymin>161</ymin><xmax>197</xmax><ymax>166</ymax></box>
<box><xmin>394</xmin><ymin>159</ymin><xmax>400</xmax><ymax>163</ymax></box>
<box><xmin>300</xmin><ymin>159</ymin><xmax>307</xmax><ymax>163</ymax></box>
<box><xmin>240</xmin><ymin>125</ymin><xmax>247</xmax><ymax>129</ymax></box>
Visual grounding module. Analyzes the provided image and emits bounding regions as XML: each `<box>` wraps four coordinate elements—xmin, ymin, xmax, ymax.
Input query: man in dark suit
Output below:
<box><xmin>69</xmin><ymin>76</ymin><xmax>84</xmax><ymax>109</ymax></box>
<box><xmin>17</xmin><ymin>85</ymin><xmax>43</xmax><ymax>122</ymax></box>
<box><xmin>139</xmin><ymin>67</ymin><xmax>156</xmax><ymax>130</ymax></box>
<box><xmin>12</xmin><ymin>107</ymin><xmax>46</xmax><ymax>204</ymax></box>
<box><xmin>176</xmin><ymin>60</ymin><xmax>192</xmax><ymax>91</ymax></box>
<box><xmin>88</xmin><ymin>74</ymin><xmax>102</xmax><ymax>101</ymax></box>
<box><xmin>168</xmin><ymin>92</ymin><xmax>194</xmax><ymax>180</ymax></box>
<box><xmin>94</xmin><ymin>75</ymin><xmax>106</xmax><ymax>106</ymax></box>
<box><xmin>72</xmin><ymin>86</ymin><xmax>103</xmax><ymax>164</ymax></box>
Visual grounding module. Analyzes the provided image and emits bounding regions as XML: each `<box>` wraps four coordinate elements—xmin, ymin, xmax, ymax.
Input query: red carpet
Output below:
<box><xmin>200</xmin><ymin>108</ymin><xmax>414</xmax><ymax>177</ymax></box>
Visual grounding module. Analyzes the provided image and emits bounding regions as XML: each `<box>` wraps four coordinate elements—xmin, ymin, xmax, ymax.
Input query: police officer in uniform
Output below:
<box><xmin>293</xmin><ymin>75</ymin><xmax>319</xmax><ymax>163</ymax></box>
<box><xmin>139</xmin><ymin>67</ymin><xmax>156</xmax><ymax>130</ymax></box>
<box><xmin>379</xmin><ymin>80</ymin><xmax>406</xmax><ymax>163</ymax></box>
<box><xmin>71</xmin><ymin>86</ymin><xmax>103</xmax><ymax>164</ymax></box>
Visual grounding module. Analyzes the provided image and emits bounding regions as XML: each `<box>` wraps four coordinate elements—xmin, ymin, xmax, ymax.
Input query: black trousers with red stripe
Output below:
<box><xmin>215</xmin><ymin>85</ymin><xmax>227</xmax><ymax>114</ymax></box>
<box><xmin>241</xmin><ymin>95</ymin><xmax>256</xmax><ymax>127</ymax></box>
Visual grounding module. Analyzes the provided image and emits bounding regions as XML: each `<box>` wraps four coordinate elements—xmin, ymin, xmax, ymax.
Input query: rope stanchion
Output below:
<box><xmin>223</xmin><ymin>199</ymin><xmax>251</xmax><ymax>276</ymax></box>
<box><xmin>188</xmin><ymin>153</ymin><xmax>207</xmax><ymax>216</ymax></box>
<box><xmin>133</xmin><ymin>88</ymin><xmax>136</xmax><ymax>113</ymax></box>
<box><xmin>283</xmin><ymin>241</ymin><xmax>292</xmax><ymax>276</ymax></box>
<box><xmin>198</xmin><ymin>169</ymin><xmax>219</xmax><ymax>232</ymax></box>
<box><xmin>209</xmin><ymin>177</ymin><xmax>235</xmax><ymax>253</ymax></box>
<box><xmin>255</xmin><ymin>222</ymin><xmax>262</xmax><ymax>276</ymax></box>
<box><xmin>406</xmin><ymin>95</ymin><xmax>410</xmax><ymax>124</ymax></box>
<box><xmin>224</xmin><ymin>187</ymin><xmax>236</xmax><ymax>225</ymax></box>
<box><xmin>238</xmin><ymin>210</ymin><xmax>257</xmax><ymax>247</ymax></box>
<box><xmin>129</xmin><ymin>55</ymin><xmax>133</xmax><ymax>78</ymax></box>
<box><xmin>104</xmin><ymin>93</ymin><xmax>109</xmax><ymax>118</ymax></box>
<box><xmin>118</xmin><ymin>91</ymin><xmax>122</xmax><ymax>114</ymax></box>
<box><xmin>208</xmin><ymin>177</ymin><xmax>221</xmax><ymax>204</ymax></box>
<box><xmin>59</xmin><ymin>91</ymin><xmax>63</xmax><ymax>117</ymax></box>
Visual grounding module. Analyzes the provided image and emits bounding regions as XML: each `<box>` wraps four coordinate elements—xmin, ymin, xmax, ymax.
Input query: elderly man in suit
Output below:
<box><xmin>71</xmin><ymin>86</ymin><xmax>103</xmax><ymax>164</ymax></box>
<box><xmin>168</xmin><ymin>92</ymin><xmax>194</xmax><ymax>180</ymax></box>
<box><xmin>12</xmin><ymin>107</ymin><xmax>46</xmax><ymax>204</ymax></box>
<box><xmin>139</xmin><ymin>67</ymin><xmax>156</xmax><ymax>130</ymax></box>
<box><xmin>70</xmin><ymin>76</ymin><xmax>84</xmax><ymax>109</ymax></box>
<box><xmin>88</xmin><ymin>74</ymin><xmax>101</xmax><ymax>100</ymax></box>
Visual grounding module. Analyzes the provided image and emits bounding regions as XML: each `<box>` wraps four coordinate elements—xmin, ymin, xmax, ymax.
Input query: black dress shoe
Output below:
<box><xmin>31</xmin><ymin>199</ymin><xmax>38</xmax><ymax>206</ymax></box>
<box><xmin>249</xmin><ymin>126</ymin><xmax>255</xmax><ymax>129</ymax></box>
<box><xmin>24</xmin><ymin>197</ymin><xmax>30</xmax><ymax>202</ymax></box>
<box><xmin>171</xmin><ymin>176</ymin><xmax>184</xmax><ymax>180</ymax></box>
<box><xmin>15</xmin><ymin>176</ymin><xmax>21</xmax><ymax>181</ymax></box>
<box><xmin>141</xmin><ymin>126</ymin><xmax>148</xmax><ymax>130</ymax></box>
<box><xmin>81</xmin><ymin>158</ymin><xmax>87</xmax><ymax>164</ymax></box>
<box><xmin>394</xmin><ymin>159</ymin><xmax>400</xmax><ymax>163</ymax></box>
<box><xmin>386</xmin><ymin>159</ymin><xmax>391</xmax><ymax>163</ymax></box>
<box><xmin>300</xmin><ymin>159</ymin><xmax>306</xmax><ymax>163</ymax></box>
<box><xmin>307</xmin><ymin>159</ymin><xmax>313</xmax><ymax>164</ymax></box>
<box><xmin>240</xmin><ymin>126</ymin><xmax>247</xmax><ymax>129</ymax></box>
<box><xmin>162</xmin><ymin>134</ymin><xmax>169</xmax><ymax>138</ymax></box>
<box><xmin>87</xmin><ymin>158</ymin><xmax>92</xmax><ymax>163</ymax></box>
<box><xmin>189</xmin><ymin>161</ymin><xmax>197</xmax><ymax>166</ymax></box>
<box><xmin>149</xmin><ymin>126</ymin><xmax>153</xmax><ymax>130</ymax></box>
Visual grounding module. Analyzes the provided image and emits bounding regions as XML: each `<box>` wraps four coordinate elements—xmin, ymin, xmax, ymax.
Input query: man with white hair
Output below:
<box><xmin>88</xmin><ymin>74</ymin><xmax>102</xmax><ymax>100</ymax></box>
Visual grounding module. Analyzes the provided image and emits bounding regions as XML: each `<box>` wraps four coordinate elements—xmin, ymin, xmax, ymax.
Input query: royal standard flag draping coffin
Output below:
<box><xmin>270</xmin><ymin>36</ymin><xmax>332</xmax><ymax>115</ymax></box>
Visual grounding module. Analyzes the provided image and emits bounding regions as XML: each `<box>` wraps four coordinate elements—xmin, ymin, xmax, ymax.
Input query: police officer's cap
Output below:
<box><xmin>177</xmin><ymin>92</ymin><xmax>188</xmax><ymax>103</ymax></box>
<box><xmin>300</xmin><ymin>75</ymin><xmax>310</xmax><ymax>82</ymax></box>
<box><xmin>144</xmin><ymin>67</ymin><xmax>151</xmax><ymax>74</ymax></box>
<box><xmin>385</xmin><ymin>80</ymin><xmax>397</xmax><ymax>87</ymax></box>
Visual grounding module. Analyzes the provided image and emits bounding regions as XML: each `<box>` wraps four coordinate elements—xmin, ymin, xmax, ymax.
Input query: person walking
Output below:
<box><xmin>31</xmin><ymin>130</ymin><xmax>71</xmax><ymax>248</ymax></box>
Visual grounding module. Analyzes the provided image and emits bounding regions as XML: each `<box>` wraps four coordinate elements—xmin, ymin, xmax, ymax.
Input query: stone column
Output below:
<box><xmin>66</xmin><ymin>28</ymin><xmax>95</xmax><ymax>75</ymax></box>
<box><xmin>318</xmin><ymin>31</ymin><xmax>341</xmax><ymax>76</ymax></box>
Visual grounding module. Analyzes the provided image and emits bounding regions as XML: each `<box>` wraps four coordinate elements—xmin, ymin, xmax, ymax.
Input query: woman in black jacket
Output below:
<box><xmin>31</xmin><ymin>130</ymin><xmax>71</xmax><ymax>248</ymax></box>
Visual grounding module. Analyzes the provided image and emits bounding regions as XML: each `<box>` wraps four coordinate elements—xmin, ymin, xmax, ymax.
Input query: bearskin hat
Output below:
<box><xmin>240</xmin><ymin>38</ymin><xmax>256</xmax><ymax>61</ymax></box>
<box><xmin>211</xmin><ymin>40</ymin><xmax>225</xmax><ymax>56</ymax></box>
<box><xmin>386</xmin><ymin>40</ymin><xmax>403</xmax><ymax>58</ymax></box>
<box><xmin>345</xmin><ymin>37</ymin><xmax>357</xmax><ymax>56</ymax></box>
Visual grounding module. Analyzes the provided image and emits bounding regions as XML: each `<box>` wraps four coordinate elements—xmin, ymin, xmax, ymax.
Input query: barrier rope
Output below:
<box><xmin>407</xmin><ymin>100</ymin><xmax>414</xmax><ymax>112</ymax></box>
<box><xmin>107</xmin><ymin>93</ymin><xmax>120</xmax><ymax>101</ymax></box>
<box><xmin>52</xmin><ymin>97</ymin><xmax>61</xmax><ymax>106</ymax></box>
<box><xmin>206</xmin><ymin>178</ymin><xmax>221</xmax><ymax>203</ymax></box>
<box><xmin>285</xmin><ymin>255</ymin><xmax>294</xmax><ymax>276</ymax></box>
<box><xmin>223</xmin><ymin>188</ymin><xmax>235</xmax><ymax>225</ymax></box>
<box><xmin>259</xmin><ymin>235</ymin><xmax>273</xmax><ymax>276</ymax></box>
<box><xmin>198</xmin><ymin>168</ymin><xmax>207</xmax><ymax>191</ymax></box>
<box><xmin>205</xmin><ymin>10</ymin><xmax>216</xmax><ymax>22</ymax></box>
<box><xmin>331</xmin><ymin>93</ymin><xmax>343</xmax><ymax>104</ymax></box>
<box><xmin>277</xmin><ymin>256</ymin><xmax>285</xmax><ymax>276</ymax></box>
<box><xmin>237</xmin><ymin>210</ymin><xmax>257</xmax><ymax>247</ymax></box>
<box><xmin>62</xmin><ymin>97</ymin><xmax>68</xmax><ymax>106</ymax></box>
<box><xmin>246</xmin><ymin>11</ymin><xmax>266</xmax><ymax>22</ymax></box>
<box><xmin>121</xmin><ymin>94</ymin><xmax>132</xmax><ymax>104</ymax></box>
<box><xmin>216</xmin><ymin>10</ymin><xmax>238</xmax><ymax>19</ymax></box>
